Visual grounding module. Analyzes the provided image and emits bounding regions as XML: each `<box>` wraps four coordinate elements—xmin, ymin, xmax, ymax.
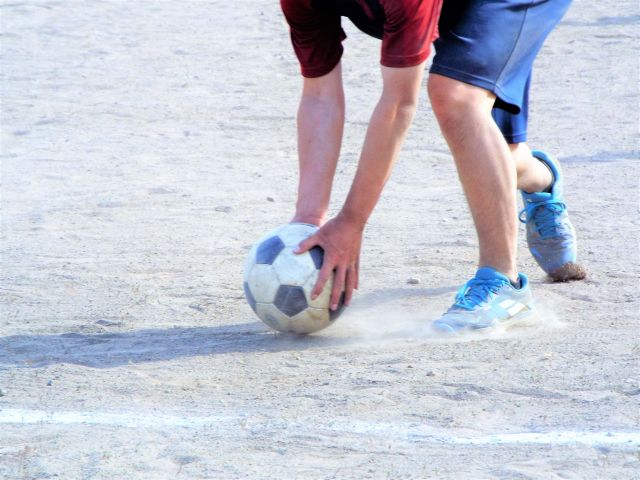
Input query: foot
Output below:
<box><xmin>520</xmin><ymin>150</ymin><xmax>587</xmax><ymax>282</ymax></box>
<box><xmin>432</xmin><ymin>267</ymin><xmax>534</xmax><ymax>334</ymax></box>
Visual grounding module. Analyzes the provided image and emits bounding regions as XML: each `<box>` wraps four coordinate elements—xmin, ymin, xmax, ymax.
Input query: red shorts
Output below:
<box><xmin>280</xmin><ymin>0</ymin><xmax>442</xmax><ymax>78</ymax></box>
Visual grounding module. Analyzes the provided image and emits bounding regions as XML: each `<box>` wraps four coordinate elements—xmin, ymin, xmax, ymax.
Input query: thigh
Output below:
<box><xmin>431</xmin><ymin>0</ymin><xmax>572</xmax><ymax>112</ymax></box>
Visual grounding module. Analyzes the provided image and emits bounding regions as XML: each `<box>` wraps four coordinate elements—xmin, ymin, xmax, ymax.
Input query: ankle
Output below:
<box><xmin>478</xmin><ymin>263</ymin><xmax>518</xmax><ymax>284</ymax></box>
<box><xmin>519</xmin><ymin>155</ymin><xmax>554</xmax><ymax>193</ymax></box>
<box><xmin>538</xmin><ymin>158</ymin><xmax>554</xmax><ymax>193</ymax></box>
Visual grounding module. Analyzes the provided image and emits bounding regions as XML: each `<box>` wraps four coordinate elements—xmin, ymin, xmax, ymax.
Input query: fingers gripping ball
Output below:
<box><xmin>243</xmin><ymin>223</ymin><xmax>346</xmax><ymax>333</ymax></box>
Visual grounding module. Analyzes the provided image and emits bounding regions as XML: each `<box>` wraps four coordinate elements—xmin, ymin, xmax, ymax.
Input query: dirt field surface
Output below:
<box><xmin>1</xmin><ymin>1</ymin><xmax>639</xmax><ymax>478</ymax></box>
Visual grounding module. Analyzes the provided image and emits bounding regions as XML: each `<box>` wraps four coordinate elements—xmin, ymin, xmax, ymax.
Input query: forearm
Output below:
<box><xmin>293</xmin><ymin>85</ymin><xmax>345</xmax><ymax>226</ymax></box>
<box><xmin>339</xmin><ymin>98</ymin><xmax>416</xmax><ymax>228</ymax></box>
<box><xmin>294</xmin><ymin>64</ymin><xmax>423</xmax><ymax>306</ymax></box>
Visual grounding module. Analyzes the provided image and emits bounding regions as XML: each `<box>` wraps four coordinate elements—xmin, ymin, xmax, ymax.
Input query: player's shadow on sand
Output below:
<box><xmin>0</xmin><ymin>286</ymin><xmax>456</xmax><ymax>369</ymax></box>
<box><xmin>0</xmin><ymin>322</ymin><xmax>354</xmax><ymax>369</ymax></box>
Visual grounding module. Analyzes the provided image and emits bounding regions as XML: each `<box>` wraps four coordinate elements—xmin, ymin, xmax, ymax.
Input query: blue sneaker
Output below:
<box><xmin>520</xmin><ymin>150</ymin><xmax>587</xmax><ymax>281</ymax></box>
<box><xmin>432</xmin><ymin>267</ymin><xmax>534</xmax><ymax>334</ymax></box>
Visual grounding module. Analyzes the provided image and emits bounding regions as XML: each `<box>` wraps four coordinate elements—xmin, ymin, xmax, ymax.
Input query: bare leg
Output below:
<box><xmin>511</xmin><ymin>142</ymin><xmax>553</xmax><ymax>193</ymax></box>
<box><xmin>428</xmin><ymin>74</ymin><xmax>519</xmax><ymax>282</ymax></box>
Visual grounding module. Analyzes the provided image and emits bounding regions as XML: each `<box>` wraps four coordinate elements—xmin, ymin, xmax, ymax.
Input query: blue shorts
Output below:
<box><xmin>430</xmin><ymin>0</ymin><xmax>572</xmax><ymax>143</ymax></box>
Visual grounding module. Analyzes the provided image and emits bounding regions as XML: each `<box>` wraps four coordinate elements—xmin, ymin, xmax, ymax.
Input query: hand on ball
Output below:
<box><xmin>295</xmin><ymin>213</ymin><xmax>362</xmax><ymax>310</ymax></box>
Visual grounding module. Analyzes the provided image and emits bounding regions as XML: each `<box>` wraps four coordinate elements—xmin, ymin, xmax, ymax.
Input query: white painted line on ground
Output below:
<box><xmin>0</xmin><ymin>408</ymin><xmax>237</xmax><ymax>429</ymax></box>
<box><xmin>2</xmin><ymin>408</ymin><xmax>639</xmax><ymax>448</ymax></box>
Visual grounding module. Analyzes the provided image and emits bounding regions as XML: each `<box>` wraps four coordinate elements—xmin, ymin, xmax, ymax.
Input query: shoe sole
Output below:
<box><xmin>433</xmin><ymin>306</ymin><xmax>535</xmax><ymax>335</ymax></box>
<box><xmin>548</xmin><ymin>262</ymin><xmax>588</xmax><ymax>282</ymax></box>
<box><xmin>495</xmin><ymin>306</ymin><xmax>536</xmax><ymax>330</ymax></box>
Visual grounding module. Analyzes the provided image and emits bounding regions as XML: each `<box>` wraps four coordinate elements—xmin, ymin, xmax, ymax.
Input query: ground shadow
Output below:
<box><xmin>0</xmin><ymin>285</ymin><xmax>456</xmax><ymax>370</ymax></box>
<box><xmin>559</xmin><ymin>150</ymin><xmax>638</xmax><ymax>163</ymax></box>
<box><xmin>0</xmin><ymin>322</ymin><xmax>352</xmax><ymax>369</ymax></box>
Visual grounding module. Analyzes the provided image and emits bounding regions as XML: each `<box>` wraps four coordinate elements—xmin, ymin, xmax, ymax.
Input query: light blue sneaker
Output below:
<box><xmin>520</xmin><ymin>150</ymin><xmax>586</xmax><ymax>281</ymax></box>
<box><xmin>432</xmin><ymin>267</ymin><xmax>534</xmax><ymax>334</ymax></box>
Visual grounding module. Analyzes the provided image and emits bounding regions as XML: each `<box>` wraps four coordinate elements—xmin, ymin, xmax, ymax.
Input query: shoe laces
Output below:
<box><xmin>451</xmin><ymin>277</ymin><xmax>508</xmax><ymax>311</ymax></box>
<box><xmin>519</xmin><ymin>198</ymin><xmax>567</xmax><ymax>239</ymax></box>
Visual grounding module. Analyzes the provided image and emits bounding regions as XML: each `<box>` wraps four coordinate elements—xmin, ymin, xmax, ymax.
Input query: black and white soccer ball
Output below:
<box><xmin>243</xmin><ymin>223</ymin><xmax>346</xmax><ymax>334</ymax></box>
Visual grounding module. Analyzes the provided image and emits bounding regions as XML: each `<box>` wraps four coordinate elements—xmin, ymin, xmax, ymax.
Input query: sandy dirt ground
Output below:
<box><xmin>1</xmin><ymin>1</ymin><xmax>639</xmax><ymax>478</ymax></box>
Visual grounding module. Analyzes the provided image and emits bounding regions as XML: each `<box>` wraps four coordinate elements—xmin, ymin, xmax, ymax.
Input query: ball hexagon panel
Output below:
<box><xmin>273</xmin><ymin>285</ymin><xmax>308</xmax><ymax>317</ymax></box>
<box><xmin>272</xmin><ymin>249</ymin><xmax>316</xmax><ymax>286</ymax></box>
<box><xmin>277</xmin><ymin>223</ymin><xmax>318</xmax><ymax>247</ymax></box>
<box><xmin>244</xmin><ymin>240</ymin><xmax>260</xmax><ymax>282</ymax></box>
<box><xmin>302</xmin><ymin>272</ymin><xmax>345</xmax><ymax>320</ymax></box>
<box><xmin>255</xmin><ymin>225</ymin><xmax>285</xmax><ymax>245</ymax></box>
<box><xmin>256</xmin><ymin>303</ymin><xmax>330</xmax><ymax>334</ymax></box>
<box><xmin>308</xmin><ymin>246</ymin><xmax>324</xmax><ymax>270</ymax></box>
<box><xmin>245</xmin><ymin>225</ymin><xmax>285</xmax><ymax>272</ymax></box>
<box><xmin>289</xmin><ymin>307</ymin><xmax>330</xmax><ymax>334</ymax></box>
<box><xmin>256</xmin><ymin>303</ymin><xmax>293</xmax><ymax>332</ymax></box>
<box><xmin>303</xmin><ymin>270</ymin><xmax>333</xmax><ymax>310</ymax></box>
<box><xmin>255</xmin><ymin>236</ymin><xmax>285</xmax><ymax>265</ymax></box>
<box><xmin>243</xmin><ymin>254</ymin><xmax>255</xmax><ymax>282</ymax></box>
<box><xmin>243</xmin><ymin>282</ymin><xmax>257</xmax><ymax>313</ymax></box>
<box><xmin>247</xmin><ymin>264</ymin><xmax>280</xmax><ymax>304</ymax></box>
<box><xmin>329</xmin><ymin>292</ymin><xmax>346</xmax><ymax>321</ymax></box>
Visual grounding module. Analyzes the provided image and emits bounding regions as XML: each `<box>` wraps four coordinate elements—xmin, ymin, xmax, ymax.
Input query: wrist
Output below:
<box><xmin>291</xmin><ymin>212</ymin><xmax>326</xmax><ymax>227</ymax></box>
<box><xmin>337</xmin><ymin>208</ymin><xmax>367</xmax><ymax>231</ymax></box>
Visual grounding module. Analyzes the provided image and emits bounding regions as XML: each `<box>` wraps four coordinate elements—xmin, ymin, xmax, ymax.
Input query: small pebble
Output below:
<box><xmin>46</xmin><ymin>380</ymin><xmax>53</xmax><ymax>386</ymax></box>
<box><xmin>96</xmin><ymin>319</ymin><xmax>120</xmax><ymax>327</ymax></box>
<box><xmin>266</xmin><ymin>197</ymin><xmax>274</xmax><ymax>202</ymax></box>
<box><xmin>425</xmin><ymin>370</ymin><xmax>436</xmax><ymax>377</ymax></box>
<box><xmin>407</xmin><ymin>278</ymin><xmax>420</xmax><ymax>285</ymax></box>
<box><xmin>148</xmin><ymin>187</ymin><xmax>175</xmax><ymax>195</ymax></box>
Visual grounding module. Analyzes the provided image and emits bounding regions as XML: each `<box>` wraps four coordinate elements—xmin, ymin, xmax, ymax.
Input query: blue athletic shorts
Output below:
<box><xmin>430</xmin><ymin>0</ymin><xmax>572</xmax><ymax>143</ymax></box>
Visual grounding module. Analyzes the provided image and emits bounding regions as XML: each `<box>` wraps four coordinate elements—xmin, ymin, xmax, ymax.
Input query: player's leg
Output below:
<box><xmin>428</xmin><ymin>74</ymin><xmax>519</xmax><ymax>282</ymax></box>
<box><xmin>513</xmin><ymin>142</ymin><xmax>553</xmax><ymax>193</ymax></box>
<box><xmin>428</xmin><ymin>0</ymin><xmax>574</xmax><ymax>333</ymax></box>
<box><xmin>494</xmin><ymin>77</ymin><xmax>586</xmax><ymax>281</ymax></box>
<box><xmin>427</xmin><ymin>73</ymin><xmax>533</xmax><ymax>334</ymax></box>
<box><xmin>490</xmin><ymin>79</ymin><xmax>552</xmax><ymax>193</ymax></box>
<box><xmin>517</xmin><ymin>146</ymin><xmax>585</xmax><ymax>281</ymax></box>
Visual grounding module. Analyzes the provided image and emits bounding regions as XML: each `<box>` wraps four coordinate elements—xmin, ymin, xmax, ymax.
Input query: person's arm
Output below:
<box><xmin>291</xmin><ymin>63</ymin><xmax>345</xmax><ymax>227</ymax></box>
<box><xmin>297</xmin><ymin>63</ymin><xmax>425</xmax><ymax>309</ymax></box>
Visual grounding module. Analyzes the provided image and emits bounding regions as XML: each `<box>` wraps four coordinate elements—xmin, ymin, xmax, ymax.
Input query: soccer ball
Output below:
<box><xmin>243</xmin><ymin>223</ymin><xmax>346</xmax><ymax>334</ymax></box>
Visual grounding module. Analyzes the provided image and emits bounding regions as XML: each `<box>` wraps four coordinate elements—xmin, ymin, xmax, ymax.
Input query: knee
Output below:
<box><xmin>393</xmin><ymin>98</ymin><xmax>420</xmax><ymax>129</ymax></box>
<box><xmin>427</xmin><ymin>74</ymin><xmax>492</xmax><ymax>134</ymax></box>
